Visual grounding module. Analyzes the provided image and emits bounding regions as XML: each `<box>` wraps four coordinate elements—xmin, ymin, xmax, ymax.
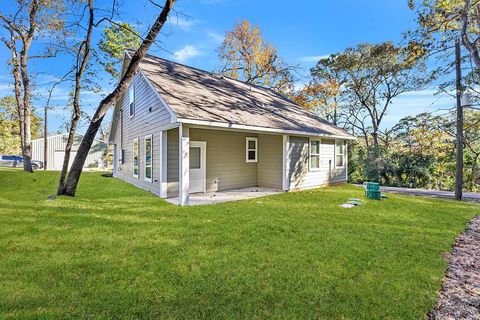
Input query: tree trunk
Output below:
<box><xmin>57</xmin><ymin>0</ymin><xmax>94</xmax><ymax>195</ymax></box>
<box><xmin>44</xmin><ymin>103</ymin><xmax>47</xmax><ymax>170</ymax></box>
<box><xmin>455</xmin><ymin>39</ymin><xmax>464</xmax><ymax>201</ymax></box>
<box><xmin>4</xmin><ymin>31</ymin><xmax>28</xmax><ymax>171</ymax></box>
<box><xmin>60</xmin><ymin>0</ymin><xmax>176</xmax><ymax>196</ymax></box>
<box><xmin>371</xmin><ymin>131</ymin><xmax>379</xmax><ymax>150</ymax></box>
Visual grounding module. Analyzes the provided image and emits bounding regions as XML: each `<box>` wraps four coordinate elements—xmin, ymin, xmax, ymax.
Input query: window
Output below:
<box><xmin>128</xmin><ymin>84</ymin><xmax>135</xmax><ymax>117</ymax></box>
<box><xmin>246</xmin><ymin>137</ymin><xmax>258</xmax><ymax>162</ymax></box>
<box><xmin>145</xmin><ymin>135</ymin><xmax>152</xmax><ymax>182</ymax></box>
<box><xmin>190</xmin><ymin>146</ymin><xmax>201</xmax><ymax>169</ymax></box>
<box><xmin>335</xmin><ymin>140</ymin><xmax>345</xmax><ymax>167</ymax></box>
<box><xmin>309</xmin><ymin>139</ymin><xmax>320</xmax><ymax>170</ymax></box>
<box><xmin>133</xmin><ymin>138</ymin><xmax>139</xmax><ymax>178</ymax></box>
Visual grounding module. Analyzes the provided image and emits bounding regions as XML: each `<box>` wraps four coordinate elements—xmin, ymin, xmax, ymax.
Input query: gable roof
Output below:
<box><xmin>118</xmin><ymin>50</ymin><xmax>354</xmax><ymax>140</ymax></box>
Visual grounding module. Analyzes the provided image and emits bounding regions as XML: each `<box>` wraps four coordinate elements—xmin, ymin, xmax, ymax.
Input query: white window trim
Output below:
<box><xmin>144</xmin><ymin>134</ymin><xmax>153</xmax><ymax>182</ymax></box>
<box><xmin>128</xmin><ymin>84</ymin><xmax>135</xmax><ymax>118</ymax></box>
<box><xmin>308</xmin><ymin>137</ymin><xmax>321</xmax><ymax>172</ymax></box>
<box><xmin>246</xmin><ymin>137</ymin><xmax>258</xmax><ymax>163</ymax></box>
<box><xmin>133</xmin><ymin>138</ymin><xmax>139</xmax><ymax>178</ymax></box>
<box><xmin>335</xmin><ymin>139</ymin><xmax>345</xmax><ymax>168</ymax></box>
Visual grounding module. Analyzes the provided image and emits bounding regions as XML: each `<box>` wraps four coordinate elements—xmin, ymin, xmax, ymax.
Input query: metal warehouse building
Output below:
<box><xmin>32</xmin><ymin>133</ymin><xmax>107</xmax><ymax>170</ymax></box>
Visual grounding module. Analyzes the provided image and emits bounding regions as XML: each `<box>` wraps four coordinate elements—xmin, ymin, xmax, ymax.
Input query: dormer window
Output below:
<box><xmin>128</xmin><ymin>84</ymin><xmax>135</xmax><ymax>117</ymax></box>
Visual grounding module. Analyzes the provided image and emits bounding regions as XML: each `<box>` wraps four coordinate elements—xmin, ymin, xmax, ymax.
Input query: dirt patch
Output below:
<box><xmin>429</xmin><ymin>215</ymin><xmax>480</xmax><ymax>319</ymax></box>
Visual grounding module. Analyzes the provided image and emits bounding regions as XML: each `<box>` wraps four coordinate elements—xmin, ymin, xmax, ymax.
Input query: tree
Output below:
<box><xmin>0</xmin><ymin>0</ymin><xmax>66</xmax><ymax>172</ymax></box>
<box><xmin>58</xmin><ymin>0</ymin><xmax>176</xmax><ymax>196</ymax></box>
<box><xmin>410</xmin><ymin>0</ymin><xmax>480</xmax><ymax>71</ymax></box>
<box><xmin>306</xmin><ymin>55</ymin><xmax>349</xmax><ymax>126</ymax></box>
<box><xmin>0</xmin><ymin>95</ymin><xmax>42</xmax><ymax>154</ymax></box>
<box><xmin>218</xmin><ymin>20</ymin><xmax>296</xmax><ymax>95</ymax></box>
<box><xmin>409</xmin><ymin>0</ymin><xmax>480</xmax><ymax>199</ymax></box>
<box><xmin>314</xmin><ymin>42</ymin><xmax>432</xmax><ymax>151</ymax></box>
<box><xmin>57</xmin><ymin>0</ymin><xmax>94</xmax><ymax>195</ymax></box>
<box><xmin>98</xmin><ymin>22</ymin><xmax>141</xmax><ymax>78</ymax></box>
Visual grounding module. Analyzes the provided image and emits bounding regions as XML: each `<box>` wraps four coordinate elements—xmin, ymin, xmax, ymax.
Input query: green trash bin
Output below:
<box><xmin>363</xmin><ymin>182</ymin><xmax>381</xmax><ymax>199</ymax></box>
<box><xmin>364</xmin><ymin>182</ymin><xmax>380</xmax><ymax>191</ymax></box>
<box><xmin>366</xmin><ymin>190</ymin><xmax>381</xmax><ymax>200</ymax></box>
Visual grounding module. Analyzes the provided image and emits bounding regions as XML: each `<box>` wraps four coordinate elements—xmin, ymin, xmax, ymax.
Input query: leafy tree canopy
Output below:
<box><xmin>218</xmin><ymin>20</ymin><xmax>296</xmax><ymax>95</ymax></box>
<box><xmin>98</xmin><ymin>22</ymin><xmax>141</xmax><ymax>77</ymax></box>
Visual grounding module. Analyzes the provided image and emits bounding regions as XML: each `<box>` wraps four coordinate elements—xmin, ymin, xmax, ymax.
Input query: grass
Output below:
<box><xmin>0</xmin><ymin>169</ymin><xmax>478</xmax><ymax>319</ymax></box>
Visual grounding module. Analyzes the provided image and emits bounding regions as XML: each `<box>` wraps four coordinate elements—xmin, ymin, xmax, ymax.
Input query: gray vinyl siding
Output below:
<box><xmin>166</xmin><ymin>128</ymin><xmax>259</xmax><ymax>197</ymax></box>
<box><xmin>167</xmin><ymin>127</ymin><xmax>179</xmax><ymax>197</ymax></box>
<box><xmin>288</xmin><ymin>137</ymin><xmax>347</xmax><ymax>190</ymax></box>
<box><xmin>31</xmin><ymin>134</ymin><xmax>106</xmax><ymax>170</ymax></box>
<box><xmin>258</xmin><ymin>134</ymin><xmax>283</xmax><ymax>189</ymax></box>
<box><xmin>192</xmin><ymin>129</ymin><xmax>258</xmax><ymax>192</ymax></box>
<box><xmin>112</xmin><ymin>71</ymin><xmax>172</xmax><ymax>195</ymax></box>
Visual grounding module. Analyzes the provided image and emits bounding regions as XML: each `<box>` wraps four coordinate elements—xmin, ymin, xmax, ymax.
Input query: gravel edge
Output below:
<box><xmin>429</xmin><ymin>215</ymin><xmax>480</xmax><ymax>319</ymax></box>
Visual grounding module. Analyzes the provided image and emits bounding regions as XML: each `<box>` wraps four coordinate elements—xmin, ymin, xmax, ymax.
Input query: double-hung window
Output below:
<box><xmin>335</xmin><ymin>140</ymin><xmax>345</xmax><ymax>168</ymax></box>
<box><xmin>309</xmin><ymin>139</ymin><xmax>320</xmax><ymax>170</ymax></box>
<box><xmin>145</xmin><ymin>135</ymin><xmax>152</xmax><ymax>182</ymax></box>
<box><xmin>128</xmin><ymin>84</ymin><xmax>135</xmax><ymax>117</ymax></box>
<box><xmin>133</xmin><ymin>138</ymin><xmax>139</xmax><ymax>178</ymax></box>
<box><xmin>246</xmin><ymin>137</ymin><xmax>258</xmax><ymax>163</ymax></box>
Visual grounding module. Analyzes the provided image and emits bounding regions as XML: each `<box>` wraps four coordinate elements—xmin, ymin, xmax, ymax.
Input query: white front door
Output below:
<box><xmin>189</xmin><ymin>141</ymin><xmax>206</xmax><ymax>193</ymax></box>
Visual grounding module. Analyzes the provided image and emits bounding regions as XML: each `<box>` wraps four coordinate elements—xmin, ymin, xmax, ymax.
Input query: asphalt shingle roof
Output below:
<box><xmin>131</xmin><ymin>51</ymin><xmax>354</xmax><ymax>139</ymax></box>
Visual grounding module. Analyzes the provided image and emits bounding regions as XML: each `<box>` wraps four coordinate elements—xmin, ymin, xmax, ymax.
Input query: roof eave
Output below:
<box><xmin>177</xmin><ymin>118</ymin><xmax>357</xmax><ymax>140</ymax></box>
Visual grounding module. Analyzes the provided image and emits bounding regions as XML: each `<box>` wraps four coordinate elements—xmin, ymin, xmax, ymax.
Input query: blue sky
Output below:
<box><xmin>0</xmin><ymin>0</ymin><xmax>455</xmax><ymax>135</ymax></box>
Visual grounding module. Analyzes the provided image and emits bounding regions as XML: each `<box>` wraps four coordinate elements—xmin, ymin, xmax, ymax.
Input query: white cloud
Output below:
<box><xmin>172</xmin><ymin>17</ymin><xmax>197</xmax><ymax>31</ymax></box>
<box><xmin>298</xmin><ymin>55</ymin><xmax>330</xmax><ymax>63</ymax></box>
<box><xmin>207</xmin><ymin>31</ymin><xmax>224</xmax><ymax>43</ymax></box>
<box><xmin>34</xmin><ymin>73</ymin><xmax>62</xmax><ymax>86</ymax></box>
<box><xmin>0</xmin><ymin>83</ymin><xmax>13</xmax><ymax>96</ymax></box>
<box><xmin>174</xmin><ymin>45</ymin><xmax>202</xmax><ymax>62</ymax></box>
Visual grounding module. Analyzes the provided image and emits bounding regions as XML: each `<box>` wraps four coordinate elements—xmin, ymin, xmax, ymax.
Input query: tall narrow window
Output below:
<box><xmin>309</xmin><ymin>139</ymin><xmax>320</xmax><ymax>170</ymax></box>
<box><xmin>145</xmin><ymin>135</ymin><xmax>152</xmax><ymax>182</ymax></box>
<box><xmin>335</xmin><ymin>140</ymin><xmax>345</xmax><ymax>167</ymax></box>
<box><xmin>128</xmin><ymin>84</ymin><xmax>135</xmax><ymax>117</ymax></box>
<box><xmin>246</xmin><ymin>137</ymin><xmax>258</xmax><ymax>163</ymax></box>
<box><xmin>133</xmin><ymin>138</ymin><xmax>139</xmax><ymax>178</ymax></box>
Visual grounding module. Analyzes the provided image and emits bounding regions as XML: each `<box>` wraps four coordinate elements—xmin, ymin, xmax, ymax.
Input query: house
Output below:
<box><xmin>32</xmin><ymin>133</ymin><xmax>107</xmax><ymax>170</ymax></box>
<box><xmin>108</xmin><ymin>51</ymin><xmax>356</xmax><ymax>206</ymax></box>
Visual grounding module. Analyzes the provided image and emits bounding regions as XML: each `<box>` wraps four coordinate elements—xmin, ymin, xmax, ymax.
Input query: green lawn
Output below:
<box><xmin>0</xmin><ymin>169</ymin><xmax>478</xmax><ymax>319</ymax></box>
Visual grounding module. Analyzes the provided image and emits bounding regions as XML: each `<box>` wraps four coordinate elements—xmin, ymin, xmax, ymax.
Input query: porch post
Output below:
<box><xmin>113</xmin><ymin>144</ymin><xmax>118</xmax><ymax>177</ymax></box>
<box><xmin>159</xmin><ymin>131</ymin><xmax>168</xmax><ymax>198</ymax></box>
<box><xmin>345</xmin><ymin>141</ymin><xmax>348</xmax><ymax>182</ymax></box>
<box><xmin>178</xmin><ymin>124</ymin><xmax>190</xmax><ymax>206</ymax></box>
<box><xmin>282</xmin><ymin>135</ymin><xmax>290</xmax><ymax>191</ymax></box>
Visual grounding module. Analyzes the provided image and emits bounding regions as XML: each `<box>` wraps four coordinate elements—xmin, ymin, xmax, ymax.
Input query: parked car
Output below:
<box><xmin>0</xmin><ymin>155</ymin><xmax>43</xmax><ymax>169</ymax></box>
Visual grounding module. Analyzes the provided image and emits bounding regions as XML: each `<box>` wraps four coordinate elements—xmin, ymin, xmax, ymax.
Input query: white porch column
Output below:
<box><xmin>113</xmin><ymin>144</ymin><xmax>118</xmax><ymax>177</ymax></box>
<box><xmin>345</xmin><ymin>141</ymin><xmax>348</xmax><ymax>182</ymax></box>
<box><xmin>159</xmin><ymin>131</ymin><xmax>168</xmax><ymax>198</ymax></box>
<box><xmin>178</xmin><ymin>124</ymin><xmax>190</xmax><ymax>206</ymax></box>
<box><xmin>282</xmin><ymin>135</ymin><xmax>290</xmax><ymax>191</ymax></box>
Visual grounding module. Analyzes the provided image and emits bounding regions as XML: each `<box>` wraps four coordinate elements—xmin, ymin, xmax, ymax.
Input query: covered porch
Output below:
<box><xmin>159</xmin><ymin>124</ymin><xmax>289</xmax><ymax>206</ymax></box>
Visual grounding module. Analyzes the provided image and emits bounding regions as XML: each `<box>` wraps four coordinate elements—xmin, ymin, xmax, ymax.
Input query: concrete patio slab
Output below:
<box><xmin>165</xmin><ymin>187</ymin><xmax>283</xmax><ymax>206</ymax></box>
